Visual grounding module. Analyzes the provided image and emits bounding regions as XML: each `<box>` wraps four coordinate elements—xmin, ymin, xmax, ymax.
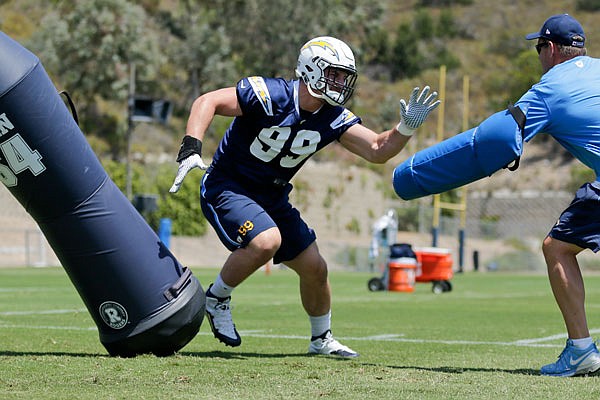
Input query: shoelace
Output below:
<box><xmin>210</xmin><ymin>300</ymin><xmax>236</xmax><ymax>334</ymax></box>
<box><xmin>555</xmin><ymin>342</ymin><xmax>596</xmax><ymax>364</ymax></box>
<box><xmin>556</xmin><ymin>347</ymin><xmax>568</xmax><ymax>361</ymax></box>
<box><xmin>323</xmin><ymin>336</ymin><xmax>351</xmax><ymax>352</ymax></box>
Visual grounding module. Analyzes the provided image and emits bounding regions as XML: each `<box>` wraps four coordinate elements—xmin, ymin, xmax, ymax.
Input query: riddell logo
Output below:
<box><xmin>238</xmin><ymin>220</ymin><xmax>254</xmax><ymax>236</ymax></box>
<box><xmin>99</xmin><ymin>301</ymin><xmax>128</xmax><ymax>329</ymax></box>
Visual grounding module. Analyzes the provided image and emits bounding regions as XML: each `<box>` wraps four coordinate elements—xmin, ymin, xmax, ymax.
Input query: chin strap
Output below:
<box><xmin>503</xmin><ymin>103</ymin><xmax>526</xmax><ymax>171</ymax></box>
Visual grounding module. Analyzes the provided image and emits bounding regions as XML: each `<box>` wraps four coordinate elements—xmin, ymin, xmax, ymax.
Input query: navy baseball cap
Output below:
<box><xmin>525</xmin><ymin>14</ymin><xmax>585</xmax><ymax>47</ymax></box>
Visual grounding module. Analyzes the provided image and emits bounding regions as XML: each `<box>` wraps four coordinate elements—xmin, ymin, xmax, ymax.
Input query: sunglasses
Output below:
<box><xmin>535</xmin><ymin>42</ymin><xmax>549</xmax><ymax>54</ymax></box>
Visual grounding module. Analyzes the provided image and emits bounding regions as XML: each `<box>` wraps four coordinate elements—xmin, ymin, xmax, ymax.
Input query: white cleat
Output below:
<box><xmin>308</xmin><ymin>330</ymin><xmax>359</xmax><ymax>358</ymax></box>
<box><xmin>205</xmin><ymin>287</ymin><xmax>241</xmax><ymax>347</ymax></box>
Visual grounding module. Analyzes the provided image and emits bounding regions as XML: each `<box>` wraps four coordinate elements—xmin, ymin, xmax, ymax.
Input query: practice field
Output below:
<box><xmin>1</xmin><ymin>267</ymin><xmax>600</xmax><ymax>399</ymax></box>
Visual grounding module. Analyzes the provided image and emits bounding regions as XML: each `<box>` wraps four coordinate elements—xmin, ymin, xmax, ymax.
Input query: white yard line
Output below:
<box><xmin>0</xmin><ymin>323</ymin><xmax>96</xmax><ymax>331</ymax></box>
<box><xmin>512</xmin><ymin>328</ymin><xmax>600</xmax><ymax>344</ymax></box>
<box><xmin>0</xmin><ymin>312</ymin><xmax>570</xmax><ymax>349</ymax></box>
<box><xmin>232</xmin><ymin>332</ymin><xmax>564</xmax><ymax>348</ymax></box>
<box><xmin>0</xmin><ymin>308</ymin><xmax>87</xmax><ymax>316</ymax></box>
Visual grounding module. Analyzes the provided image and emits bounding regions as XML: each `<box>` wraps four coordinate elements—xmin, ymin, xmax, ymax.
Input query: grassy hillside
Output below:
<box><xmin>0</xmin><ymin>0</ymin><xmax>597</xmax><ymax>194</ymax></box>
<box><xmin>356</xmin><ymin>0</ymin><xmax>599</xmax><ymax>192</ymax></box>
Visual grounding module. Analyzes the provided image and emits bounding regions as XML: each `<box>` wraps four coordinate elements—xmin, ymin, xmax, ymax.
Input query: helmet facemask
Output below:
<box><xmin>306</xmin><ymin>60</ymin><xmax>356</xmax><ymax>106</ymax></box>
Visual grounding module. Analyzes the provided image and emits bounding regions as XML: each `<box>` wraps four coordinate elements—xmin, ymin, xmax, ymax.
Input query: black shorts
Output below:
<box><xmin>200</xmin><ymin>172</ymin><xmax>316</xmax><ymax>264</ymax></box>
<box><xmin>549</xmin><ymin>182</ymin><xmax>600</xmax><ymax>252</ymax></box>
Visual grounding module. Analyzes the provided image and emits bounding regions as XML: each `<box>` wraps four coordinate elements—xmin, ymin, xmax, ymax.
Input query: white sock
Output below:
<box><xmin>571</xmin><ymin>337</ymin><xmax>593</xmax><ymax>349</ymax></box>
<box><xmin>310</xmin><ymin>310</ymin><xmax>331</xmax><ymax>338</ymax></box>
<box><xmin>208</xmin><ymin>274</ymin><xmax>234</xmax><ymax>299</ymax></box>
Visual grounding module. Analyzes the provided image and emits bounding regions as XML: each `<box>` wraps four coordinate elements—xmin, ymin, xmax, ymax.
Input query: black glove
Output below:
<box><xmin>170</xmin><ymin>136</ymin><xmax>208</xmax><ymax>193</ymax></box>
<box><xmin>176</xmin><ymin>135</ymin><xmax>203</xmax><ymax>162</ymax></box>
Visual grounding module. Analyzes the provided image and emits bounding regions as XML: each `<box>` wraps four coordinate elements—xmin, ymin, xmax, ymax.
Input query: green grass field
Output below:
<box><xmin>2</xmin><ymin>267</ymin><xmax>600</xmax><ymax>399</ymax></box>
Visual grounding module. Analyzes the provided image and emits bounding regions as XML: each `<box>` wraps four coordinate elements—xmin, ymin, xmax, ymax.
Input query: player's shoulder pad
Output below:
<box><xmin>245</xmin><ymin>76</ymin><xmax>273</xmax><ymax>116</ymax></box>
<box><xmin>330</xmin><ymin>108</ymin><xmax>359</xmax><ymax>130</ymax></box>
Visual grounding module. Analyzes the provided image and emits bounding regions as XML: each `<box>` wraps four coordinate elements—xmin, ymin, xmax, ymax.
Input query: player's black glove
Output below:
<box><xmin>169</xmin><ymin>136</ymin><xmax>208</xmax><ymax>193</ymax></box>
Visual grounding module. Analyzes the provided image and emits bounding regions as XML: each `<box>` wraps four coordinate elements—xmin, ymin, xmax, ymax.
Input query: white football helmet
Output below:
<box><xmin>295</xmin><ymin>36</ymin><xmax>357</xmax><ymax>106</ymax></box>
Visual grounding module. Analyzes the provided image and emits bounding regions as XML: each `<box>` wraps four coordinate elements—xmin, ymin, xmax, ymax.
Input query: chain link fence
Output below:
<box><xmin>409</xmin><ymin>190</ymin><xmax>573</xmax><ymax>241</ymax></box>
<box><xmin>0</xmin><ymin>186</ymin><xmax>59</xmax><ymax>267</ymax></box>
<box><xmin>0</xmin><ymin>182</ymin><xmax>588</xmax><ymax>272</ymax></box>
<box><xmin>388</xmin><ymin>190</ymin><xmax>578</xmax><ymax>272</ymax></box>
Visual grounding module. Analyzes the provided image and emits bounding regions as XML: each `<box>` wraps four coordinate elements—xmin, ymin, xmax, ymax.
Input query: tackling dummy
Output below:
<box><xmin>0</xmin><ymin>31</ymin><xmax>205</xmax><ymax>356</ymax></box>
<box><xmin>393</xmin><ymin>106</ymin><xmax>525</xmax><ymax>200</ymax></box>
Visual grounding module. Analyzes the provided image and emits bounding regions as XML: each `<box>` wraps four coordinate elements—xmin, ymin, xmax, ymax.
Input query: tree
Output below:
<box><xmin>414</xmin><ymin>9</ymin><xmax>434</xmax><ymax>39</ymax></box>
<box><xmin>437</xmin><ymin>9</ymin><xmax>459</xmax><ymax>38</ymax></box>
<box><xmin>390</xmin><ymin>24</ymin><xmax>422</xmax><ymax>80</ymax></box>
<box><xmin>485</xmin><ymin>50</ymin><xmax>541</xmax><ymax>110</ymax></box>
<box><xmin>363</xmin><ymin>25</ymin><xmax>391</xmax><ymax>65</ymax></box>
<box><xmin>154</xmin><ymin>2</ymin><xmax>237</xmax><ymax>107</ymax></box>
<box><xmin>577</xmin><ymin>0</ymin><xmax>600</xmax><ymax>11</ymax></box>
<box><xmin>28</xmin><ymin>0</ymin><xmax>163</xmax><ymax>158</ymax></box>
<box><xmin>102</xmin><ymin>160</ymin><xmax>207</xmax><ymax>236</ymax></box>
<box><xmin>209</xmin><ymin>0</ymin><xmax>385</xmax><ymax>78</ymax></box>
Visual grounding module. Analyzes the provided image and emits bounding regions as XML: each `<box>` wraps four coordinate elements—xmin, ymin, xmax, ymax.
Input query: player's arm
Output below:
<box><xmin>169</xmin><ymin>87</ymin><xmax>242</xmax><ymax>193</ymax></box>
<box><xmin>339</xmin><ymin>86</ymin><xmax>440</xmax><ymax>164</ymax></box>
<box><xmin>186</xmin><ymin>87</ymin><xmax>242</xmax><ymax>141</ymax></box>
<box><xmin>339</xmin><ymin>123</ymin><xmax>410</xmax><ymax>163</ymax></box>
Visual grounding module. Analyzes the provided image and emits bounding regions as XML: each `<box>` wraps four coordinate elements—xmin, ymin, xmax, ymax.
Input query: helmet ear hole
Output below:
<box><xmin>317</xmin><ymin>59</ymin><xmax>328</xmax><ymax>69</ymax></box>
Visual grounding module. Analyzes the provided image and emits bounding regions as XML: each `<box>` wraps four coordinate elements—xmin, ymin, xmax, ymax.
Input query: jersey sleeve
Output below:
<box><xmin>515</xmin><ymin>88</ymin><xmax>551</xmax><ymax>142</ymax></box>
<box><xmin>330</xmin><ymin>108</ymin><xmax>362</xmax><ymax>140</ymax></box>
<box><xmin>236</xmin><ymin>76</ymin><xmax>275</xmax><ymax>118</ymax></box>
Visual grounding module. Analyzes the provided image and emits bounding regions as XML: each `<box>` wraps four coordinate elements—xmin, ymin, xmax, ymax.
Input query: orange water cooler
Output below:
<box><xmin>414</xmin><ymin>247</ymin><xmax>453</xmax><ymax>293</ymax></box>
<box><xmin>368</xmin><ymin>244</ymin><xmax>454</xmax><ymax>294</ymax></box>
<box><xmin>387</xmin><ymin>257</ymin><xmax>417</xmax><ymax>292</ymax></box>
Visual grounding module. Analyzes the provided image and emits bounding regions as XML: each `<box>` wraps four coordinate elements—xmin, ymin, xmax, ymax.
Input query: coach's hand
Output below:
<box><xmin>169</xmin><ymin>136</ymin><xmax>208</xmax><ymax>193</ymax></box>
<box><xmin>396</xmin><ymin>86</ymin><xmax>441</xmax><ymax>136</ymax></box>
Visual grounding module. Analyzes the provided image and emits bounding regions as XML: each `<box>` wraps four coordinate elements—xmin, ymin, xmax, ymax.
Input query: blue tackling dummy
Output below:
<box><xmin>393</xmin><ymin>106</ymin><xmax>525</xmax><ymax>200</ymax></box>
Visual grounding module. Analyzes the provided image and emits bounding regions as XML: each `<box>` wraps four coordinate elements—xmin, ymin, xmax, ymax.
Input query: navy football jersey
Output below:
<box><xmin>208</xmin><ymin>77</ymin><xmax>362</xmax><ymax>186</ymax></box>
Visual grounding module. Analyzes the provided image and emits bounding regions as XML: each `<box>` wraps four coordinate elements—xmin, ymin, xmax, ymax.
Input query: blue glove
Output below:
<box><xmin>396</xmin><ymin>86</ymin><xmax>441</xmax><ymax>136</ymax></box>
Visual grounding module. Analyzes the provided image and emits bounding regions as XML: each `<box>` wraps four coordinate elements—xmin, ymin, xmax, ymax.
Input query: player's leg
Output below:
<box><xmin>204</xmin><ymin>228</ymin><xmax>280</xmax><ymax>347</ymax></box>
<box><xmin>540</xmin><ymin>182</ymin><xmax>600</xmax><ymax>376</ymax></box>
<box><xmin>219</xmin><ymin>227</ymin><xmax>281</xmax><ymax>287</ymax></box>
<box><xmin>270</xmin><ymin>201</ymin><xmax>358</xmax><ymax>357</ymax></box>
<box><xmin>540</xmin><ymin>236</ymin><xmax>600</xmax><ymax>376</ymax></box>
<box><xmin>285</xmin><ymin>243</ymin><xmax>358</xmax><ymax>357</ymax></box>
<box><xmin>285</xmin><ymin>242</ymin><xmax>330</xmax><ymax>317</ymax></box>
<box><xmin>543</xmin><ymin>236</ymin><xmax>588</xmax><ymax>339</ymax></box>
<box><xmin>200</xmin><ymin>180</ymin><xmax>281</xmax><ymax>347</ymax></box>
<box><xmin>284</xmin><ymin>244</ymin><xmax>348</xmax><ymax>355</ymax></box>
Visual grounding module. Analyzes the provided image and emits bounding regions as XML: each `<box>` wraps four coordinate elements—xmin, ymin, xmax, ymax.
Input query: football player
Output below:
<box><xmin>170</xmin><ymin>36</ymin><xmax>439</xmax><ymax>357</ymax></box>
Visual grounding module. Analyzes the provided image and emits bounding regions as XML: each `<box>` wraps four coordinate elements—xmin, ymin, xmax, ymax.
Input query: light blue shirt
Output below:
<box><xmin>516</xmin><ymin>56</ymin><xmax>600</xmax><ymax>179</ymax></box>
